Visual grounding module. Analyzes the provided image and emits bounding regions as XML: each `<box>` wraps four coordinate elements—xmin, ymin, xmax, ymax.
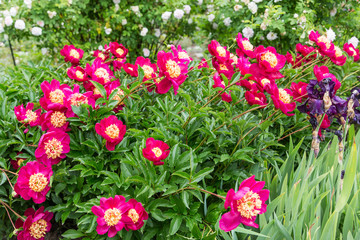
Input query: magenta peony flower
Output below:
<box><xmin>39</xmin><ymin>110</ymin><xmax>70</xmax><ymax>132</ymax></box>
<box><xmin>14</xmin><ymin>103</ymin><xmax>41</xmax><ymax>127</ymax></box>
<box><xmin>271</xmin><ymin>87</ymin><xmax>296</xmax><ymax>116</ymax></box>
<box><xmin>142</xmin><ymin>137</ymin><xmax>170</xmax><ymax>165</ymax></box>
<box><xmin>153</xmin><ymin>76</ymin><xmax>173</xmax><ymax>95</ymax></box>
<box><xmin>10</xmin><ymin>152</ymin><xmax>26</xmax><ymax>170</ymax></box>
<box><xmin>16</xmin><ymin>206</ymin><xmax>53</xmax><ymax>240</ymax></box>
<box><xmin>343</xmin><ymin>43</ymin><xmax>359</xmax><ymax>62</ymax></box>
<box><xmin>35</xmin><ymin>130</ymin><xmax>70</xmax><ymax>166</ymax></box>
<box><xmin>208</xmin><ymin>40</ymin><xmax>230</xmax><ymax>63</ymax></box>
<box><xmin>313</xmin><ymin>65</ymin><xmax>341</xmax><ymax>92</ymax></box>
<box><xmin>219</xmin><ymin>175</ymin><xmax>269</xmax><ymax>231</ymax></box>
<box><xmin>105</xmin><ymin>80</ymin><xmax>125</xmax><ymax>113</ymax></box>
<box><xmin>123</xmin><ymin>63</ymin><xmax>139</xmax><ymax>77</ymax></box>
<box><xmin>309</xmin><ymin>31</ymin><xmax>335</xmax><ymax>57</ymax></box>
<box><xmin>135</xmin><ymin>56</ymin><xmax>157</xmax><ymax>81</ymax></box>
<box><xmin>65</xmin><ymin>84</ymin><xmax>95</xmax><ymax>115</ymax></box>
<box><xmin>245</xmin><ymin>90</ymin><xmax>267</xmax><ymax>107</ymax></box>
<box><xmin>14</xmin><ymin>161</ymin><xmax>52</xmax><ymax>204</ymax></box>
<box><xmin>112</xmin><ymin>57</ymin><xmax>127</xmax><ymax>71</ymax></box>
<box><xmin>171</xmin><ymin>45</ymin><xmax>193</xmax><ymax>63</ymax></box>
<box><xmin>330</xmin><ymin>46</ymin><xmax>347</xmax><ymax>66</ymax></box>
<box><xmin>290</xmin><ymin>81</ymin><xmax>308</xmax><ymax>103</ymax></box>
<box><xmin>198</xmin><ymin>58</ymin><xmax>209</xmax><ymax>69</ymax></box>
<box><xmin>86</xmin><ymin>58</ymin><xmax>114</xmax><ymax>85</ymax></box>
<box><xmin>60</xmin><ymin>45</ymin><xmax>84</xmax><ymax>66</ymax></box>
<box><xmin>254</xmin><ymin>46</ymin><xmax>286</xmax><ymax>79</ymax></box>
<box><xmin>95</xmin><ymin>115</ymin><xmax>127</xmax><ymax>151</ymax></box>
<box><xmin>67</xmin><ymin>66</ymin><xmax>88</xmax><ymax>82</ymax></box>
<box><xmin>212</xmin><ymin>58</ymin><xmax>235</xmax><ymax>80</ymax></box>
<box><xmin>212</xmin><ymin>72</ymin><xmax>233</xmax><ymax>103</ymax></box>
<box><xmin>124</xmin><ymin>199</ymin><xmax>149</xmax><ymax>231</ymax></box>
<box><xmin>39</xmin><ymin>79</ymin><xmax>72</xmax><ymax>111</ymax></box>
<box><xmin>236</xmin><ymin>33</ymin><xmax>255</xmax><ymax>58</ymax></box>
<box><xmin>108</xmin><ymin>42</ymin><xmax>128</xmax><ymax>58</ymax></box>
<box><xmin>93</xmin><ymin>50</ymin><xmax>109</xmax><ymax>62</ymax></box>
<box><xmin>91</xmin><ymin>195</ymin><xmax>132</xmax><ymax>238</ymax></box>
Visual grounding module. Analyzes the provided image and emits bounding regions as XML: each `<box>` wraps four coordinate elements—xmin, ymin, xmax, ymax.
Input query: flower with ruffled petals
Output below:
<box><xmin>108</xmin><ymin>42</ymin><xmax>128</xmax><ymax>58</ymax></box>
<box><xmin>285</xmin><ymin>52</ymin><xmax>294</xmax><ymax>65</ymax></box>
<box><xmin>35</xmin><ymin>131</ymin><xmax>70</xmax><ymax>166</ymax></box>
<box><xmin>124</xmin><ymin>199</ymin><xmax>148</xmax><ymax>231</ymax></box>
<box><xmin>171</xmin><ymin>45</ymin><xmax>193</xmax><ymax>63</ymax></box>
<box><xmin>104</xmin><ymin>80</ymin><xmax>125</xmax><ymax>112</ymax></box>
<box><xmin>343</xmin><ymin>43</ymin><xmax>359</xmax><ymax>62</ymax></box>
<box><xmin>14</xmin><ymin>161</ymin><xmax>52</xmax><ymax>204</ymax></box>
<box><xmin>313</xmin><ymin>65</ymin><xmax>341</xmax><ymax>92</ymax></box>
<box><xmin>111</xmin><ymin>57</ymin><xmax>126</xmax><ymax>71</ymax></box>
<box><xmin>65</xmin><ymin>84</ymin><xmax>95</xmax><ymax>112</ymax></box>
<box><xmin>290</xmin><ymin>81</ymin><xmax>308</xmax><ymax>103</ymax></box>
<box><xmin>16</xmin><ymin>206</ymin><xmax>53</xmax><ymax>240</ymax></box>
<box><xmin>236</xmin><ymin>33</ymin><xmax>255</xmax><ymax>58</ymax></box>
<box><xmin>212</xmin><ymin>58</ymin><xmax>235</xmax><ymax>79</ymax></box>
<box><xmin>245</xmin><ymin>91</ymin><xmax>267</xmax><ymax>107</ymax></box>
<box><xmin>142</xmin><ymin>138</ymin><xmax>170</xmax><ymax>165</ymax></box>
<box><xmin>93</xmin><ymin>50</ymin><xmax>109</xmax><ymax>62</ymax></box>
<box><xmin>123</xmin><ymin>63</ymin><xmax>139</xmax><ymax>77</ymax></box>
<box><xmin>213</xmin><ymin>72</ymin><xmax>233</xmax><ymax>103</ymax></box>
<box><xmin>309</xmin><ymin>31</ymin><xmax>335</xmax><ymax>57</ymax></box>
<box><xmin>271</xmin><ymin>88</ymin><xmax>296</xmax><ymax>116</ymax></box>
<box><xmin>208</xmin><ymin>40</ymin><xmax>230</xmax><ymax>63</ymax></box>
<box><xmin>86</xmin><ymin>58</ymin><xmax>114</xmax><ymax>85</ymax></box>
<box><xmin>135</xmin><ymin>57</ymin><xmax>157</xmax><ymax>80</ymax></box>
<box><xmin>67</xmin><ymin>66</ymin><xmax>88</xmax><ymax>82</ymax></box>
<box><xmin>153</xmin><ymin>76</ymin><xmax>173</xmax><ymax>95</ymax></box>
<box><xmin>14</xmin><ymin>103</ymin><xmax>41</xmax><ymax>127</ymax></box>
<box><xmin>39</xmin><ymin>110</ymin><xmax>70</xmax><ymax>132</ymax></box>
<box><xmin>198</xmin><ymin>58</ymin><xmax>209</xmax><ymax>69</ymax></box>
<box><xmin>254</xmin><ymin>46</ymin><xmax>286</xmax><ymax>79</ymax></box>
<box><xmin>60</xmin><ymin>45</ymin><xmax>84</xmax><ymax>66</ymax></box>
<box><xmin>39</xmin><ymin>79</ymin><xmax>72</xmax><ymax>111</ymax></box>
<box><xmin>254</xmin><ymin>77</ymin><xmax>276</xmax><ymax>95</ymax></box>
<box><xmin>295</xmin><ymin>43</ymin><xmax>317</xmax><ymax>64</ymax></box>
<box><xmin>95</xmin><ymin>115</ymin><xmax>127</xmax><ymax>151</ymax></box>
<box><xmin>11</xmin><ymin>152</ymin><xmax>26</xmax><ymax>170</ymax></box>
<box><xmin>91</xmin><ymin>195</ymin><xmax>132</xmax><ymax>237</ymax></box>
<box><xmin>219</xmin><ymin>175</ymin><xmax>269</xmax><ymax>231</ymax></box>
<box><xmin>330</xmin><ymin>46</ymin><xmax>347</xmax><ymax>66</ymax></box>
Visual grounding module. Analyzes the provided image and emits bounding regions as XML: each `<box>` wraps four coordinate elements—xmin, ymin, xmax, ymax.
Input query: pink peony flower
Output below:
<box><xmin>171</xmin><ymin>45</ymin><xmax>193</xmax><ymax>63</ymax></box>
<box><xmin>212</xmin><ymin>58</ymin><xmax>235</xmax><ymax>79</ymax></box>
<box><xmin>16</xmin><ymin>206</ymin><xmax>53</xmax><ymax>240</ymax></box>
<box><xmin>208</xmin><ymin>40</ymin><xmax>230</xmax><ymax>63</ymax></box>
<box><xmin>153</xmin><ymin>76</ymin><xmax>173</xmax><ymax>95</ymax></box>
<box><xmin>14</xmin><ymin>161</ymin><xmax>52</xmax><ymax>204</ymax></box>
<box><xmin>93</xmin><ymin>50</ymin><xmax>109</xmax><ymax>62</ymax></box>
<box><xmin>245</xmin><ymin>90</ymin><xmax>267</xmax><ymax>107</ymax></box>
<box><xmin>271</xmin><ymin>88</ymin><xmax>296</xmax><ymax>116</ymax></box>
<box><xmin>285</xmin><ymin>52</ymin><xmax>294</xmax><ymax>65</ymax></box>
<box><xmin>309</xmin><ymin>31</ymin><xmax>335</xmax><ymax>57</ymax></box>
<box><xmin>198</xmin><ymin>58</ymin><xmax>209</xmax><ymax>69</ymax></box>
<box><xmin>67</xmin><ymin>66</ymin><xmax>88</xmax><ymax>82</ymax></box>
<box><xmin>60</xmin><ymin>45</ymin><xmax>84</xmax><ymax>66</ymax></box>
<box><xmin>343</xmin><ymin>43</ymin><xmax>359</xmax><ymax>62</ymax></box>
<box><xmin>105</xmin><ymin>80</ymin><xmax>125</xmax><ymax>113</ymax></box>
<box><xmin>313</xmin><ymin>65</ymin><xmax>341</xmax><ymax>92</ymax></box>
<box><xmin>135</xmin><ymin>56</ymin><xmax>157</xmax><ymax>80</ymax></box>
<box><xmin>108</xmin><ymin>42</ymin><xmax>128</xmax><ymax>58</ymax></box>
<box><xmin>35</xmin><ymin>130</ymin><xmax>70</xmax><ymax>166</ymax></box>
<box><xmin>254</xmin><ymin>77</ymin><xmax>276</xmax><ymax>95</ymax></box>
<box><xmin>236</xmin><ymin>33</ymin><xmax>256</xmax><ymax>58</ymax></box>
<box><xmin>86</xmin><ymin>58</ymin><xmax>114</xmax><ymax>85</ymax></box>
<box><xmin>95</xmin><ymin>115</ymin><xmax>127</xmax><ymax>151</ymax></box>
<box><xmin>123</xmin><ymin>63</ymin><xmax>139</xmax><ymax>77</ymax></box>
<box><xmin>39</xmin><ymin>79</ymin><xmax>72</xmax><ymax>111</ymax></box>
<box><xmin>219</xmin><ymin>175</ymin><xmax>269</xmax><ymax>231</ymax></box>
<box><xmin>290</xmin><ymin>81</ymin><xmax>308</xmax><ymax>103</ymax></box>
<box><xmin>112</xmin><ymin>57</ymin><xmax>127</xmax><ymax>71</ymax></box>
<box><xmin>212</xmin><ymin>72</ymin><xmax>233</xmax><ymax>103</ymax></box>
<box><xmin>14</xmin><ymin>103</ymin><xmax>41</xmax><ymax>127</ymax></box>
<box><xmin>91</xmin><ymin>195</ymin><xmax>132</xmax><ymax>238</ymax></box>
<box><xmin>330</xmin><ymin>46</ymin><xmax>347</xmax><ymax>66</ymax></box>
<box><xmin>124</xmin><ymin>199</ymin><xmax>149</xmax><ymax>231</ymax></box>
<box><xmin>254</xmin><ymin>46</ymin><xmax>286</xmax><ymax>79</ymax></box>
<box><xmin>142</xmin><ymin>137</ymin><xmax>170</xmax><ymax>165</ymax></box>
<box><xmin>10</xmin><ymin>152</ymin><xmax>26</xmax><ymax>170</ymax></box>
<box><xmin>39</xmin><ymin>110</ymin><xmax>70</xmax><ymax>132</ymax></box>
<box><xmin>65</xmin><ymin>84</ymin><xmax>95</xmax><ymax>115</ymax></box>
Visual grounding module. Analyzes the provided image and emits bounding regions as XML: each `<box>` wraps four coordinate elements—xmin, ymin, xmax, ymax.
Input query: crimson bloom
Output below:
<box><xmin>313</xmin><ymin>65</ymin><xmax>341</xmax><ymax>92</ymax></box>
<box><xmin>236</xmin><ymin>33</ymin><xmax>255</xmax><ymax>58</ymax></box>
<box><xmin>93</xmin><ymin>50</ymin><xmax>109</xmax><ymax>62</ymax></box>
<box><xmin>16</xmin><ymin>206</ymin><xmax>53</xmax><ymax>240</ymax></box>
<box><xmin>135</xmin><ymin>56</ymin><xmax>157</xmax><ymax>81</ymax></box>
<box><xmin>95</xmin><ymin>115</ymin><xmax>127</xmax><ymax>151</ymax></box>
<box><xmin>254</xmin><ymin>46</ymin><xmax>286</xmax><ymax>79</ymax></box>
<box><xmin>67</xmin><ymin>66</ymin><xmax>88</xmax><ymax>82</ymax></box>
<box><xmin>245</xmin><ymin>90</ymin><xmax>267</xmax><ymax>107</ymax></box>
<box><xmin>60</xmin><ymin>45</ymin><xmax>84</xmax><ymax>66</ymax></box>
<box><xmin>142</xmin><ymin>137</ymin><xmax>170</xmax><ymax>165</ymax></box>
<box><xmin>108</xmin><ymin>42</ymin><xmax>128</xmax><ymax>58</ymax></box>
<box><xmin>39</xmin><ymin>110</ymin><xmax>70</xmax><ymax>132</ymax></box>
<box><xmin>330</xmin><ymin>46</ymin><xmax>347</xmax><ymax>66</ymax></box>
<box><xmin>91</xmin><ymin>195</ymin><xmax>132</xmax><ymax>238</ymax></box>
<box><xmin>35</xmin><ymin>130</ymin><xmax>70</xmax><ymax>166</ymax></box>
<box><xmin>171</xmin><ymin>44</ymin><xmax>193</xmax><ymax>63</ymax></box>
<box><xmin>10</xmin><ymin>152</ymin><xmax>26</xmax><ymax>170</ymax></box>
<box><xmin>290</xmin><ymin>81</ymin><xmax>308</xmax><ymax>103</ymax></box>
<box><xmin>212</xmin><ymin>58</ymin><xmax>235</xmax><ymax>79</ymax></box>
<box><xmin>343</xmin><ymin>43</ymin><xmax>359</xmax><ymax>62</ymax></box>
<box><xmin>105</xmin><ymin>80</ymin><xmax>125</xmax><ymax>113</ymax></box>
<box><xmin>123</xmin><ymin>63</ymin><xmax>139</xmax><ymax>77</ymax></box>
<box><xmin>112</xmin><ymin>57</ymin><xmax>127</xmax><ymax>71</ymax></box>
<box><xmin>198</xmin><ymin>58</ymin><xmax>209</xmax><ymax>69</ymax></box>
<box><xmin>14</xmin><ymin>161</ymin><xmax>52</xmax><ymax>204</ymax></box>
<box><xmin>271</xmin><ymin>88</ymin><xmax>296</xmax><ymax>116</ymax></box>
<box><xmin>219</xmin><ymin>175</ymin><xmax>269</xmax><ymax>231</ymax></box>
<box><xmin>124</xmin><ymin>199</ymin><xmax>149</xmax><ymax>231</ymax></box>
<box><xmin>65</xmin><ymin>84</ymin><xmax>95</xmax><ymax>114</ymax></box>
<box><xmin>208</xmin><ymin>40</ymin><xmax>230</xmax><ymax>63</ymax></box>
<box><xmin>309</xmin><ymin>31</ymin><xmax>335</xmax><ymax>57</ymax></box>
<box><xmin>86</xmin><ymin>58</ymin><xmax>114</xmax><ymax>85</ymax></box>
<box><xmin>14</xmin><ymin>103</ymin><xmax>41</xmax><ymax>127</ymax></box>
<box><xmin>212</xmin><ymin>73</ymin><xmax>233</xmax><ymax>103</ymax></box>
<box><xmin>39</xmin><ymin>79</ymin><xmax>72</xmax><ymax>111</ymax></box>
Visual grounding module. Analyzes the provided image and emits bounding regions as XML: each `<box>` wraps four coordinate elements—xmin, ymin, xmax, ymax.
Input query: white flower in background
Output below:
<box><xmin>47</xmin><ymin>11</ymin><xmax>56</xmax><ymax>19</ymax></box>
<box><xmin>197</xmin><ymin>0</ymin><xmax>203</xmax><ymax>5</ymax></box>
<box><xmin>259</xmin><ymin>36</ymin><xmax>265</xmax><ymax>40</ymax></box>
<box><xmin>253</xmin><ymin>0</ymin><xmax>262</xmax><ymax>2</ymax></box>
<box><xmin>274</xmin><ymin>0</ymin><xmax>282</xmax><ymax>2</ymax></box>
<box><xmin>326</xmin><ymin>28</ymin><xmax>336</xmax><ymax>42</ymax></box>
<box><xmin>140</xmin><ymin>27</ymin><xmax>148</xmax><ymax>36</ymax></box>
<box><xmin>264</xmin><ymin>9</ymin><xmax>269</xmax><ymax>18</ymax></box>
<box><xmin>4</xmin><ymin>16</ymin><xmax>13</xmax><ymax>26</ymax></box>
<box><xmin>24</xmin><ymin>0</ymin><xmax>32</xmax><ymax>9</ymax></box>
<box><xmin>242</xmin><ymin>27</ymin><xmax>254</xmax><ymax>38</ymax></box>
<box><xmin>248</xmin><ymin>2</ymin><xmax>258</xmax><ymax>14</ymax></box>
<box><xmin>188</xmin><ymin>18</ymin><xmax>193</xmax><ymax>24</ymax></box>
<box><xmin>143</xmin><ymin>48</ymin><xmax>150</xmax><ymax>57</ymax></box>
<box><xmin>184</xmin><ymin>5</ymin><xmax>191</xmax><ymax>14</ymax></box>
<box><xmin>155</xmin><ymin>28</ymin><xmax>161</xmax><ymax>37</ymax></box>
<box><xmin>105</xmin><ymin>28</ymin><xmax>112</xmax><ymax>35</ymax></box>
<box><xmin>330</xmin><ymin>7</ymin><xmax>337</xmax><ymax>17</ymax></box>
<box><xmin>98</xmin><ymin>45</ymin><xmax>104</xmax><ymax>50</ymax></box>
<box><xmin>212</xmin><ymin>23</ymin><xmax>218</xmax><ymax>29</ymax></box>
<box><xmin>207</xmin><ymin>5</ymin><xmax>214</xmax><ymax>12</ymax></box>
<box><xmin>41</xmin><ymin>48</ymin><xmax>48</xmax><ymax>55</ymax></box>
<box><xmin>121</xmin><ymin>19</ymin><xmax>127</xmax><ymax>25</ymax></box>
<box><xmin>294</xmin><ymin>13</ymin><xmax>299</xmax><ymax>18</ymax></box>
<box><xmin>68</xmin><ymin>0</ymin><xmax>72</xmax><ymax>4</ymax></box>
<box><xmin>113</xmin><ymin>0</ymin><xmax>120</xmax><ymax>3</ymax></box>
<box><xmin>161</xmin><ymin>11</ymin><xmax>172</xmax><ymax>21</ymax></box>
<box><xmin>234</xmin><ymin>5</ymin><xmax>242</xmax><ymax>11</ymax></box>
<box><xmin>0</xmin><ymin>42</ymin><xmax>4</xmax><ymax>47</ymax></box>
<box><xmin>241</xmin><ymin>0</ymin><xmax>250</xmax><ymax>5</ymax></box>
<box><xmin>348</xmin><ymin>36</ymin><xmax>359</xmax><ymax>48</ymax></box>
<box><xmin>9</xmin><ymin>7</ymin><xmax>17</xmax><ymax>16</ymax></box>
<box><xmin>0</xmin><ymin>25</ymin><xmax>4</xmax><ymax>33</ymax></box>
<box><xmin>299</xmin><ymin>15</ymin><xmax>306</xmax><ymax>23</ymax></box>
<box><xmin>300</xmin><ymin>32</ymin><xmax>306</xmax><ymax>39</ymax></box>
<box><xmin>131</xmin><ymin>6</ymin><xmax>140</xmax><ymax>13</ymax></box>
<box><xmin>174</xmin><ymin>9</ymin><xmax>184</xmax><ymax>20</ymax></box>
<box><xmin>14</xmin><ymin>19</ymin><xmax>25</xmax><ymax>30</ymax></box>
<box><xmin>2</xmin><ymin>10</ymin><xmax>10</xmax><ymax>17</ymax></box>
<box><xmin>31</xmin><ymin>27</ymin><xmax>42</xmax><ymax>36</ymax></box>
<box><xmin>260</xmin><ymin>22</ymin><xmax>267</xmax><ymax>30</ymax></box>
<box><xmin>37</xmin><ymin>20</ymin><xmax>44</xmax><ymax>27</ymax></box>
<box><xmin>235</xmin><ymin>0</ymin><xmax>239</xmax><ymax>2</ymax></box>
<box><xmin>223</xmin><ymin>17</ymin><xmax>232</xmax><ymax>26</ymax></box>
<box><xmin>267</xmin><ymin>32</ymin><xmax>278</xmax><ymax>41</ymax></box>
<box><xmin>115</xmin><ymin>4</ymin><xmax>119</xmax><ymax>12</ymax></box>
<box><xmin>208</xmin><ymin>14</ymin><xmax>215</xmax><ymax>22</ymax></box>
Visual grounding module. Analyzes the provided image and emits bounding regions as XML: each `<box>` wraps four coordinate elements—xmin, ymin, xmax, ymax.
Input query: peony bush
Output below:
<box><xmin>0</xmin><ymin>28</ymin><xmax>360</xmax><ymax>239</ymax></box>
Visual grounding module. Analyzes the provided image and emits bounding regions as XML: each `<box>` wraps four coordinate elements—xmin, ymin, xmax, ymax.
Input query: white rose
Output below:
<box><xmin>105</xmin><ymin>28</ymin><xmax>112</xmax><ymax>35</ymax></box>
<box><xmin>140</xmin><ymin>27</ymin><xmax>148</xmax><ymax>36</ymax></box>
<box><xmin>223</xmin><ymin>17</ymin><xmax>232</xmax><ymax>27</ymax></box>
<box><xmin>248</xmin><ymin>2</ymin><xmax>258</xmax><ymax>14</ymax></box>
<box><xmin>37</xmin><ymin>20</ymin><xmax>44</xmax><ymax>27</ymax></box>
<box><xmin>188</xmin><ymin>18</ymin><xmax>193</xmax><ymax>24</ymax></box>
<box><xmin>4</xmin><ymin>16</ymin><xmax>13</xmax><ymax>26</ymax></box>
<box><xmin>234</xmin><ymin>5</ymin><xmax>242</xmax><ymax>11</ymax></box>
<box><xmin>266</xmin><ymin>31</ymin><xmax>278</xmax><ymax>41</ymax></box>
<box><xmin>155</xmin><ymin>28</ymin><xmax>161</xmax><ymax>37</ymax></box>
<box><xmin>41</xmin><ymin>48</ymin><xmax>48</xmax><ymax>55</ymax></box>
<box><xmin>31</xmin><ymin>27</ymin><xmax>42</xmax><ymax>36</ymax></box>
<box><xmin>184</xmin><ymin>5</ymin><xmax>191</xmax><ymax>14</ymax></box>
<box><xmin>212</xmin><ymin>23</ymin><xmax>218</xmax><ymax>29</ymax></box>
<box><xmin>122</xmin><ymin>19</ymin><xmax>127</xmax><ymax>25</ymax></box>
<box><xmin>9</xmin><ymin>7</ymin><xmax>17</xmax><ymax>17</ymax></box>
<box><xmin>143</xmin><ymin>48</ymin><xmax>150</xmax><ymax>57</ymax></box>
<box><xmin>161</xmin><ymin>11</ymin><xmax>172</xmax><ymax>21</ymax></box>
<box><xmin>174</xmin><ymin>9</ymin><xmax>184</xmax><ymax>20</ymax></box>
<box><xmin>208</xmin><ymin>14</ymin><xmax>215</xmax><ymax>22</ymax></box>
<box><xmin>348</xmin><ymin>36</ymin><xmax>359</xmax><ymax>48</ymax></box>
<box><xmin>242</xmin><ymin>27</ymin><xmax>254</xmax><ymax>39</ymax></box>
<box><xmin>14</xmin><ymin>19</ymin><xmax>25</xmax><ymax>30</ymax></box>
<box><xmin>47</xmin><ymin>11</ymin><xmax>57</xmax><ymax>19</ymax></box>
<box><xmin>113</xmin><ymin>0</ymin><xmax>120</xmax><ymax>3</ymax></box>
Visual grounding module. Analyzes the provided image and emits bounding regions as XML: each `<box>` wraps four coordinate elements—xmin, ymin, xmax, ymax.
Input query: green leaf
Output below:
<box><xmin>90</xmin><ymin>80</ymin><xmax>107</xmax><ymax>99</ymax></box>
<box><xmin>192</xmin><ymin>167</ymin><xmax>213</xmax><ymax>183</ymax></box>
<box><xmin>61</xmin><ymin>229</ymin><xmax>85</xmax><ymax>239</ymax></box>
<box><xmin>233</xmin><ymin>227</ymin><xmax>270</xmax><ymax>238</ymax></box>
<box><xmin>172</xmin><ymin>171</ymin><xmax>190</xmax><ymax>180</ymax></box>
<box><xmin>169</xmin><ymin>216</ymin><xmax>182</xmax><ymax>235</ymax></box>
<box><xmin>319</xmin><ymin>212</ymin><xmax>338</xmax><ymax>240</ymax></box>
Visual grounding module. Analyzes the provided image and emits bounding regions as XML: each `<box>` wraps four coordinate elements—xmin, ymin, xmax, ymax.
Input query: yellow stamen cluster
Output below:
<box><xmin>98</xmin><ymin>53</ymin><xmax>106</xmax><ymax>61</ymax></box>
<box><xmin>236</xmin><ymin>191</ymin><xmax>262</xmax><ymax>219</ymax></box>
<box><xmin>230</xmin><ymin>53</ymin><xmax>238</xmax><ymax>64</ymax></box>
<box><xmin>178</xmin><ymin>52</ymin><xmax>190</xmax><ymax>59</ymax></box>
<box><xmin>69</xmin><ymin>49</ymin><xmax>80</xmax><ymax>59</ymax></box>
<box><xmin>70</xmin><ymin>93</ymin><xmax>88</xmax><ymax>106</ymax></box>
<box><xmin>216</xmin><ymin>46</ymin><xmax>226</xmax><ymax>57</ymax></box>
<box><xmin>152</xmin><ymin>147</ymin><xmax>163</xmax><ymax>158</ymax></box>
<box><xmin>279</xmin><ymin>88</ymin><xmax>291</xmax><ymax>104</ymax></box>
<box><xmin>261</xmin><ymin>78</ymin><xmax>270</xmax><ymax>86</ymax></box>
<box><xmin>50</xmin><ymin>111</ymin><xmax>66</xmax><ymax>128</ymax></box>
<box><xmin>349</xmin><ymin>47</ymin><xmax>357</xmax><ymax>56</ymax></box>
<box><xmin>93</xmin><ymin>88</ymin><xmax>101</xmax><ymax>95</ymax></box>
<box><xmin>112</xmin><ymin>88</ymin><xmax>125</xmax><ymax>102</ymax></box>
<box><xmin>128</xmin><ymin>209</ymin><xmax>140</xmax><ymax>224</ymax></box>
<box><xmin>242</xmin><ymin>40</ymin><xmax>254</xmax><ymax>51</ymax></box>
<box><xmin>334</xmin><ymin>46</ymin><xmax>343</xmax><ymax>58</ymax></box>
<box><xmin>44</xmin><ymin>138</ymin><xmax>63</xmax><ymax>159</ymax></box>
<box><xmin>142</xmin><ymin>65</ymin><xmax>154</xmax><ymax>79</ymax></box>
<box><xmin>75</xmin><ymin>70</ymin><xmax>84</xmax><ymax>79</ymax></box>
<box><xmin>29</xmin><ymin>173</ymin><xmax>48</xmax><ymax>192</ymax></box>
<box><xmin>17</xmin><ymin>158</ymin><xmax>25</xmax><ymax>166</ymax></box>
<box><xmin>219</xmin><ymin>64</ymin><xmax>228</xmax><ymax>71</ymax></box>
<box><xmin>49</xmin><ymin>89</ymin><xmax>65</xmax><ymax>104</ymax></box>
<box><xmin>25</xmin><ymin>110</ymin><xmax>38</xmax><ymax>123</ymax></box>
<box><xmin>105</xmin><ymin>124</ymin><xmax>120</xmax><ymax>139</ymax></box>
<box><xmin>95</xmin><ymin>68</ymin><xmax>110</xmax><ymax>83</ymax></box>
<box><xmin>318</xmin><ymin>35</ymin><xmax>331</xmax><ymax>49</ymax></box>
<box><xmin>29</xmin><ymin>219</ymin><xmax>48</xmax><ymax>239</ymax></box>
<box><xmin>254</xmin><ymin>97</ymin><xmax>260</xmax><ymax>101</ymax></box>
<box><xmin>116</xmin><ymin>48</ymin><xmax>124</xmax><ymax>56</ymax></box>
<box><xmin>104</xmin><ymin>208</ymin><xmax>122</xmax><ymax>226</ymax></box>
<box><xmin>165</xmin><ymin>60</ymin><xmax>181</xmax><ymax>78</ymax></box>
<box><xmin>260</xmin><ymin>51</ymin><xmax>278</xmax><ymax>68</ymax></box>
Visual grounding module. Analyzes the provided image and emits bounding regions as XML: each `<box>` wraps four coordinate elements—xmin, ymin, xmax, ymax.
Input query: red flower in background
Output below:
<box><xmin>124</xmin><ymin>199</ymin><xmax>149</xmax><ymax>231</ymax></box>
<box><xmin>245</xmin><ymin>90</ymin><xmax>267</xmax><ymax>107</ymax></box>
<box><xmin>108</xmin><ymin>42</ymin><xmax>128</xmax><ymax>58</ymax></box>
<box><xmin>171</xmin><ymin>45</ymin><xmax>193</xmax><ymax>63</ymax></box>
<box><xmin>290</xmin><ymin>81</ymin><xmax>308</xmax><ymax>103</ymax></box>
<box><xmin>16</xmin><ymin>206</ymin><xmax>53</xmax><ymax>240</ymax></box>
<box><xmin>67</xmin><ymin>66</ymin><xmax>88</xmax><ymax>82</ymax></box>
<box><xmin>14</xmin><ymin>103</ymin><xmax>41</xmax><ymax>127</ymax></box>
<box><xmin>10</xmin><ymin>152</ymin><xmax>26</xmax><ymax>170</ymax></box>
<box><xmin>123</xmin><ymin>63</ymin><xmax>139</xmax><ymax>77</ymax></box>
<box><xmin>309</xmin><ymin>31</ymin><xmax>335</xmax><ymax>57</ymax></box>
<box><xmin>343</xmin><ymin>43</ymin><xmax>359</xmax><ymax>62</ymax></box>
<box><xmin>208</xmin><ymin>40</ymin><xmax>230</xmax><ymax>63</ymax></box>
<box><xmin>236</xmin><ymin>33</ymin><xmax>255</xmax><ymax>58</ymax></box>
<box><xmin>39</xmin><ymin>79</ymin><xmax>72</xmax><ymax>111</ymax></box>
<box><xmin>142</xmin><ymin>138</ymin><xmax>170</xmax><ymax>165</ymax></box>
<box><xmin>271</xmin><ymin>88</ymin><xmax>296</xmax><ymax>116</ymax></box>
<box><xmin>95</xmin><ymin>115</ymin><xmax>127</xmax><ymax>151</ymax></box>
<box><xmin>60</xmin><ymin>45</ymin><xmax>84</xmax><ymax>66</ymax></box>
<box><xmin>14</xmin><ymin>161</ymin><xmax>52</xmax><ymax>204</ymax></box>
<box><xmin>313</xmin><ymin>65</ymin><xmax>341</xmax><ymax>92</ymax></box>
<box><xmin>86</xmin><ymin>58</ymin><xmax>114</xmax><ymax>85</ymax></box>
<box><xmin>285</xmin><ymin>52</ymin><xmax>294</xmax><ymax>65</ymax></box>
<box><xmin>35</xmin><ymin>130</ymin><xmax>70</xmax><ymax>166</ymax></box>
<box><xmin>219</xmin><ymin>175</ymin><xmax>269</xmax><ymax>231</ymax></box>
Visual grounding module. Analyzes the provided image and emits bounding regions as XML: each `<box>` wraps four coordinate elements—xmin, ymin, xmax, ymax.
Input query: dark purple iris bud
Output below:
<box><xmin>298</xmin><ymin>98</ymin><xmax>325</xmax><ymax>116</ymax></box>
<box><xmin>332</xmin><ymin>96</ymin><xmax>347</xmax><ymax>114</ymax></box>
<box><xmin>341</xmin><ymin>170</ymin><xmax>345</xmax><ymax>180</ymax></box>
<box><xmin>309</xmin><ymin>116</ymin><xmax>318</xmax><ymax>130</ymax></box>
<box><xmin>307</xmin><ymin>79</ymin><xmax>322</xmax><ymax>99</ymax></box>
<box><xmin>318</xmin><ymin>77</ymin><xmax>336</xmax><ymax>98</ymax></box>
<box><xmin>334</xmin><ymin>130</ymin><xmax>343</xmax><ymax>142</ymax></box>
